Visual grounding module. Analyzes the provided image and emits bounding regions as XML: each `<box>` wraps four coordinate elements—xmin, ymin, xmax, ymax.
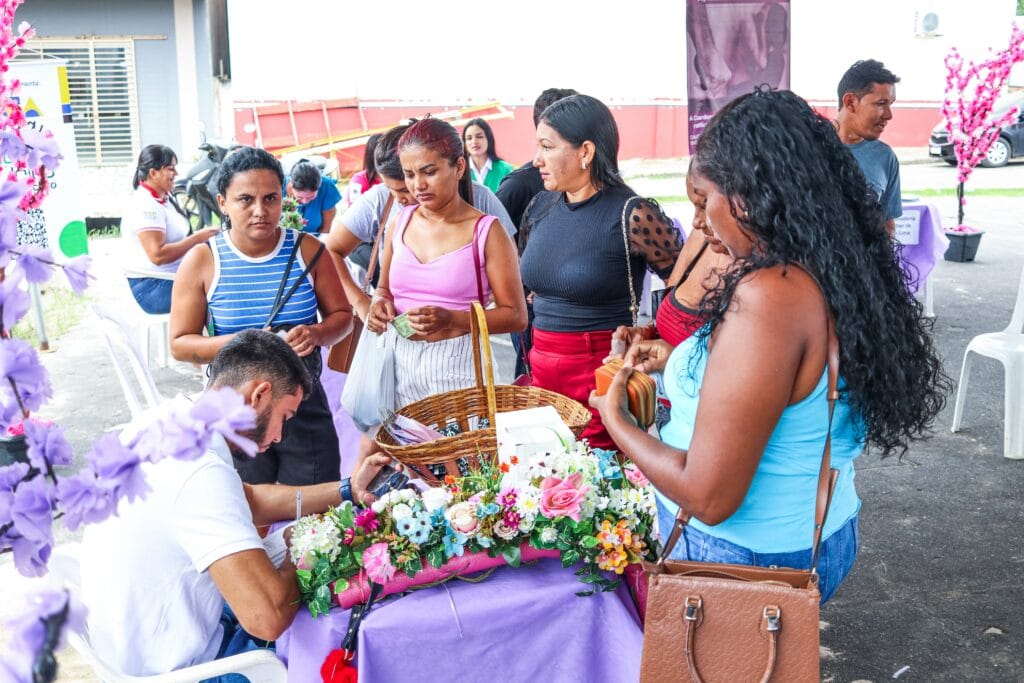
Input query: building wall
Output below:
<box><xmin>18</xmin><ymin>0</ymin><xmax>183</xmax><ymax>151</ymax></box>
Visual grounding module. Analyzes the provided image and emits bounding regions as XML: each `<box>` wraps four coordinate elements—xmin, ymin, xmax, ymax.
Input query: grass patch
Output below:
<box><xmin>627</xmin><ymin>172</ymin><xmax>686</xmax><ymax>181</ymax></box>
<box><xmin>652</xmin><ymin>195</ymin><xmax>690</xmax><ymax>205</ymax></box>
<box><xmin>11</xmin><ymin>284</ymin><xmax>90</xmax><ymax>344</ymax></box>
<box><xmin>905</xmin><ymin>187</ymin><xmax>1024</xmax><ymax>198</ymax></box>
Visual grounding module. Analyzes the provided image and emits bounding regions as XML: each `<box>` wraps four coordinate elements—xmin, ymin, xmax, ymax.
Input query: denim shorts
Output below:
<box><xmin>127</xmin><ymin>277</ymin><xmax>173</xmax><ymax>315</ymax></box>
<box><xmin>656</xmin><ymin>497</ymin><xmax>859</xmax><ymax>604</ymax></box>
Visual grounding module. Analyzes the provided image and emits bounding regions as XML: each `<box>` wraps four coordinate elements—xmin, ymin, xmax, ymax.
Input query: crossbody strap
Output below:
<box><xmin>264</xmin><ymin>232</ymin><xmax>325</xmax><ymax>329</ymax></box>
<box><xmin>655</xmin><ymin>309</ymin><xmax>840</xmax><ymax>574</ymax></box>
<box><xmin>361</xmin><ymin>194</ymin><xmax>394</xmax><ymax>294</ymax></box>
<box><xmin>620</xmin><ymin>197</ymin><xmax>640</xmax><ymax>326</ymax></box>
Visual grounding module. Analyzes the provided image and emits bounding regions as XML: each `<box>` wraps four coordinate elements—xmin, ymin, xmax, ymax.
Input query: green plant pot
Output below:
<box><xmin>943</xmin><ymin>232</ymin><xmax>984</xmax><ymax>262</ymax></box>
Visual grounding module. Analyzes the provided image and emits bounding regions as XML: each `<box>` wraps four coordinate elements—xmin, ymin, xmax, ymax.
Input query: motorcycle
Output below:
<box><xmin>173</xmin><ymin>136</ymin><xmax>237</xmax><ymax>231</ymax></box>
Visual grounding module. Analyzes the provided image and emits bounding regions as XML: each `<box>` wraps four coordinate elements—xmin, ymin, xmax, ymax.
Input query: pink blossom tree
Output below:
<box><xmin>942</xmin><ymin>24</ymin><xmax>1024</xmax><ymax>229</ymax></box>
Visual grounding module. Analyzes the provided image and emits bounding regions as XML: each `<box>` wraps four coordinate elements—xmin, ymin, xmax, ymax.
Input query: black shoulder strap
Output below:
<box><xmin>264</xmin><ymin>232</ymin><xmax>325</xmax><ymax>329</ymax></box>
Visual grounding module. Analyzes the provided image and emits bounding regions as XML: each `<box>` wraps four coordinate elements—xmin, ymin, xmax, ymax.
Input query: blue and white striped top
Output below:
<box><xmin>207</xmin><ymin>228</ymin><xmax>319</xmax><ymax>335</ymax></box>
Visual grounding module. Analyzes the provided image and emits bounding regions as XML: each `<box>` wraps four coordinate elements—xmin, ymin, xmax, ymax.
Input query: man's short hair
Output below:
<box><xmin>533</xmin><ymin>88</ymin><xmax>579</xmax><ymax>127</ymax></box>
<box><xmin>837</xmin><ymin>60</ymin><xmax>900</xmax><ymax>108</ymax></box>
<box><xmin>207</xmin><ymin>330</ymin><xmax>313</xmax><ymax>399</ymax></box>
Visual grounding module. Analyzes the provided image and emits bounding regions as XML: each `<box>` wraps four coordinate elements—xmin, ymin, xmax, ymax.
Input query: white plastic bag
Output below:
<box><xmin>340</xmin><ymin>325</ymin><xmax>395</xmax><ymax>434</ymax></box>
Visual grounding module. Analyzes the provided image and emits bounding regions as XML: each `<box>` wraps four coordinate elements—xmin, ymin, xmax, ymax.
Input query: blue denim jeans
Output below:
<box><xmin>200</xmin><ymin>603</ymin><xmax>276</xmax><ymax>683</ymax></box>
<box><xmin>656</xmin><ymin>498</ymin><xmax>859</xmax><ymax>604</ymax></box>
<box><xmin>127</xmin><ymin>277</ymin><xmax>173</xmax><ymax>314</ymax></box>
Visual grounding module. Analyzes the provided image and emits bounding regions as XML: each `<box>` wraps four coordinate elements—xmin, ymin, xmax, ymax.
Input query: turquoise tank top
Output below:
<box><xmin>207</xmin><ymin>229</ymin><xmax>319</xmax><ymax>335</ymax></box>
<box><xmin>658</xmin><ymin>331</ymin><xmax>865</xmax><ymax>553</ymax></box>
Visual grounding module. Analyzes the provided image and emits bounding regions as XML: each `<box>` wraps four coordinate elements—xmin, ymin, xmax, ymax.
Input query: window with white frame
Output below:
<box><xmin>15</xmin><ymin>38</ymin><xmax>140</xmax><ymax>166</ymax></box>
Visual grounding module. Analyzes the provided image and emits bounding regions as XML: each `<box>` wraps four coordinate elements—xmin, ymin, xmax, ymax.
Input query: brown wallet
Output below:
<box><xmin>594</xmin><ymin>358</ymin><xmax>657</xmax><ymax>429</ymax></box>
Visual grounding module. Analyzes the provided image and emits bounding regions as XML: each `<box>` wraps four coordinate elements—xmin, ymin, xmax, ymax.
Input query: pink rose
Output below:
<box><xmin>624</xmin><ymin>465</ymin><xmax>649</xmax><ymax>488</ymax></box>
<box><xmin>444</xmin><ymin>501</ymin><xmax>480</xmax><ymax>535</ymax></box>
<box><xmin>362</xmin><ymin>542</ymin><xmax>396</xmax><ymax>584</ymax></box>
<box><xmin>539</xmin><ymin>473</ymin><xmax>589</xmax><ymax>522</ymax></box>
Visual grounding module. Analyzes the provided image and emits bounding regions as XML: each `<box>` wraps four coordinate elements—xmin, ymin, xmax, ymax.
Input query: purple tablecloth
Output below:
<box><xmin>277</xmin><ymin>558</ymin><xmax>643</xmax><ymax>682</ymax></box>
<box><xmin>318</xmin><ymin>348</ymin><xmax>364</xmax><ymax>478</ymax></box>
<box><xmin>898</xmin><ymin>202</ymin><xmax>948</xmax><ymax>294</ymax></box>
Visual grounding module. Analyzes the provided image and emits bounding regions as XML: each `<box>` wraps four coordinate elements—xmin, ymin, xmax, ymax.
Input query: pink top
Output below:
<box><xmin>389</xmin><ymin>204</ymin><xmax>494</xmax><ymax>314</ymax></box>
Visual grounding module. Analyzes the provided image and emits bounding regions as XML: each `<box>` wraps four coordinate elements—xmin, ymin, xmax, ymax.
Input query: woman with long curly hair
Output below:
<box><xmin>590</xmin><ymin>89</ymin><xmax>950</xmax><ymax>602</ymax></box>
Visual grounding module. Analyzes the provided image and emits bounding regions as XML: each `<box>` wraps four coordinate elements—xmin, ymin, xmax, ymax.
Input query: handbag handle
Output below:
<box><xmin>468</xmin><ymin>301</ymin><xmax>497</xmax><ymax>427</ymax></box>
<box><xmin>360</xmin><ymin>194</ymin><xmax>395</xmax><ymax>294</ymax></box>
<box><xmin>654</xmin><ymin>314</ymin><xmax>841</xmax><ymax>575</ymax></box>
<box><xmin>619</xmin><ymin>198</ymin><xmax>640</xmax><ymax>326</ymax></box>
<box><xmin>682</xmin><ymin>597</ymin><xmax>781</xmax><ymax>683</ymax></box>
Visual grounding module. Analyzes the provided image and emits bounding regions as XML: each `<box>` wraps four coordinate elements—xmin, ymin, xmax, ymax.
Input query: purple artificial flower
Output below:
<box><xmin>190</xmin><ymin>387</ymin><xmax>257</xmax><ymax>457</ymax></box>
<box><xmin>1</xmin><ymin>588</ymin><xmax>85</xmax><ymax>680</ymax></box>
<box><xmin>9</xmin><ymin>533</ymin><xmax>52</xmax><ymax>577</ymax></box>
<box><xmin>0</xmin><ymin>338</ymin><xmax>52</xmax><ymax>421</ymax></box>
<box><xmin>127</xmin><ymin>404</ymin><xmax>208</xmax><ymax>464</ymax></box>
<box><xmin>10</xmin><ymin>475</ymin><xmax>54</xmax><ymax>544</ymax></box>
<box><xmin>0</xmin><ymin>130</ymin><xmax>29</xmax><ymax>163</ymax></box>
<box><xmin>23</xmin><ymin>420</ymin><xmax>73</xmax><ymax>470</ymax></box>
<box><xmin>0</xmin><ymin>462</ymin><xmax>29</xmax><ymax>491</ymax></box>
<box><xmin>10</xmin><ymin>244</ymin><xmax>53</xmax><ymax>285</ymax></box>
<box><xmin>86</xmin><ymin>432</ymin><xmax>150</xmax><ymax>504</ymax></box>
<box><xmin>56</xmin><ymin>472</ymin><xmax>114</xmax><ymax>531</ymax></box>
<box><xmin>61</xmin><ymin>254</ymin><xmax>93</xmax><ymax>295</ymax></box>
<box><xmin>0</xmin><ymin>271</ymin><xmax>30</xmax><ymax>332</ymax></box>
<box><xmin>19</xmin><ymin>125</ymin><xmax>63</xmax><ymax>171</ymax></box>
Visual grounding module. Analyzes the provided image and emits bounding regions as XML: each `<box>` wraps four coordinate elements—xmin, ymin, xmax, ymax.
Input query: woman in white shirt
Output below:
<box><xmin>122</xmin><ymin>145</ymin><xmax>220</xmax><ymax>313</ymax></box>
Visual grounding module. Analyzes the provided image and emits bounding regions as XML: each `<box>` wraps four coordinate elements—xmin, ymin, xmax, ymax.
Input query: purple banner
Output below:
<box><xmin>686</xmin><ymin>0</ymin><xmax>791</xmax><ymax>151</ymax></box>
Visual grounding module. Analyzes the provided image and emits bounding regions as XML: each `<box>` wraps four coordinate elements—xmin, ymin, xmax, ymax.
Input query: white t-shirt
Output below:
<box><xmin>340</xmin><ymin>181</ymin><xmax>517</xmax><ymax>244</ymax></box>
<box><xmin>120</xmin><ymin>185</ymin><xmax>191</xmax><ymax>278</ymax></box>
<box><xmin>81</xmin><ymin>403</ymin><xmax>264</xmax><ymax>676</ymax></box>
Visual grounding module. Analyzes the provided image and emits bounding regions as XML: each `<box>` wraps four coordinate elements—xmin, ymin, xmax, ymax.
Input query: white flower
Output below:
<box><xmin>371</xmin><ymin>499</ymin><xmax>387</xmax><ymax>514</ymax></box>
<box><xmin>391</xmin><ymin>503</ymin><xmax>413</xmax><ymax>520</ymax></box>
<box><xmin>399</xmin><ymin>488</ymin><xmax>417</xmax><ymax>503</ymax></box>
<box><xmin>540</xmin><ymin>526</ymin><xmax>558</xmax><ymax>544</ymax></box>
<box><xmin>421</xmin><ymin>486</ymin><xmax>452</xmax><ymax>513</ymax></box>
<box><xmin>518</xmin><ymin>514</ymin><xmax>536</xmax><ymax>533</ymax></box>
<box><xmin>596</xmin><ymin>495</ymin><xmax>610</xmax><ymax>511</ymax></box>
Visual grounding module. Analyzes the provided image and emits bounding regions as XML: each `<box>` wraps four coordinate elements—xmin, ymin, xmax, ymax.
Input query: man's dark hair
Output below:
<box><xmin>533</xmin><ymin>88</ymin><xmax>579</xmax><ymax>127</ymax></box>
<box><xmin>837</xmin><ymin>59</ymin><xmax>900</xmax><ymax>108</ymax></box>
<box><xmin>207</xmin><ymin>329</ymin><xmax>312</xmax><ymax>399</ymax></box>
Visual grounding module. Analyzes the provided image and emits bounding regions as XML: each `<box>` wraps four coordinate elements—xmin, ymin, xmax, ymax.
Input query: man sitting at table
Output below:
<box><xmin>835</xmin><ymin>58</ymin><xmax>903</xmax><ymax>237</ymax></box>
<box><xmin>81</xmin><ymin>330</ymin><xmax>393</xmax><ymax>676</ymax></box>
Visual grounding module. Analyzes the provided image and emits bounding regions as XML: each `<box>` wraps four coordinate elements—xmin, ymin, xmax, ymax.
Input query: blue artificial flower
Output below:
<box><xmin>593</xmin><ymin>448</ymin><xmax>622</xmax><ymax>480</ymax></box>
<box><xmin>10</xmin><ymin>476</ymin><xmax>54</xmax><ymax>544</ymax></box>
<box><xmin>476</xmin><ymin>502</ymin><xmax>500</xmax><ymax>517</ymax></box>
<box><xmin>442</xmin><ymin>528</ymin><xmax>468</xmax><ymax>559</ymax></box>
<box><xmin>431</xmin><ymin>507</ymin><xmax>447</xmax><ymax>527</ymax></box>
<box><xmin>396</xmin><ymin>517</ymin><xmax>415</xmax><ymax>537</ymax></box>
<box><xmin>408</xmin><ymin>525</ymin><xmax>430</xmax><ymax>545</ymax></box>
<box><xmin>0</xmin><ymin>338</ymin><xmax>52</xmax><ymax>422</ymax></box>
<box><xmin>475</xmin><ymin>534</ymin><xmax>493</xmax><ymax>549</ymax></box>
<box><xmin>11</xmin><ymin>245</ymin><xmax>54</xmax><ymax>285</ymax></box>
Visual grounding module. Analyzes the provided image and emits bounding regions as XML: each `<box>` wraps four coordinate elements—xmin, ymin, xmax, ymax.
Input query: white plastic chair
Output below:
<box><xmin>48</xmin><ymin>544</ymin><xmax>287</xmax><ymax>682</ymax></box>
<box><xmin>122</xmin><ymin>268</ymin><xmax>172</xmax><ymax>369</ymax></box>
<box><xmin>951</xmin><ymin>264</ymin><xmax>1024</xmax><ymax>459</ymax></box>
<box><xmin>93</xmin><ymin>304</ymin><xmax>164</xmax><ymax>419</ymax></box>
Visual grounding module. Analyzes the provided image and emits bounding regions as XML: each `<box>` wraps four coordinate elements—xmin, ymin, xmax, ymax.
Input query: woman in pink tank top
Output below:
<box><xmin>365</xmin><ymin>118</ymin><xmax>527</xmax><ymax>414</ymax></box>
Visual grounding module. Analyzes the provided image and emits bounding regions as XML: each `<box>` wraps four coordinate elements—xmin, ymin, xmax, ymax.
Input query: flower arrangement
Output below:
<box><xmin>942</xmin><ymin>24</ymin><xmax>1024</xmax><ymax>231</ymax></box>
<box><xmin>290</xmin><ymin>444</ymin><xmax>659</xmax><ymax>617</ymax></box>
<box><xmin>279</xmin><ymin>195</ymin><xmax>307</xmax><ymax>231</ymax></box>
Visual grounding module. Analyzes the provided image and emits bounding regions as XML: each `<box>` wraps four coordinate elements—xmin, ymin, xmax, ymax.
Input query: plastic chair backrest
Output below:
<box><xmin>92</xmin><ymin>304</ymin><xmax>163</xmax><ymax>417</ymax></box>
<box><xmin>1007</xmin><ymin>263</ymin><xmax>1024</xmax><ymax>334</ymax></box>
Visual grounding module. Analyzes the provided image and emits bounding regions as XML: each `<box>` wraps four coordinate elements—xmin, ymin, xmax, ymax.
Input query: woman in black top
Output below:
<box><xmin>520</xmin><ymin>94</ymin><xmax>679</xmax><ymax>449</ymax></box>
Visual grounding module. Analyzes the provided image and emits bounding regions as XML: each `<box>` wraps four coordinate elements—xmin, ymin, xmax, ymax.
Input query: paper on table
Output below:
<box><xmin>495</xmin><ymin>406</ymin><xmax>575</xmax><ymax>462</ymax></box>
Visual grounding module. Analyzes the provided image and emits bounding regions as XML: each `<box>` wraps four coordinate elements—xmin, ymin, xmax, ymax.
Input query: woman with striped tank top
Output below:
<box><xmin>170</xmin><ymin>147</ymin><xmax>353</xmax><ymax>486</ymax></box>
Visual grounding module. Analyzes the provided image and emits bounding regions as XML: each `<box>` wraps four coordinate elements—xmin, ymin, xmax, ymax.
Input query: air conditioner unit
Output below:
<box><xmin>914</xmin><ymin>9</ymin><xmax>942</xmax><ymax>37</ymax></box>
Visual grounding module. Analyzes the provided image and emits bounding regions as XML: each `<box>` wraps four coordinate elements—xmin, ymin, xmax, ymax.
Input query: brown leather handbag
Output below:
<box><xmin>327</xmin><ymin>194</ymin><xmax>393</xmax><ymax>373</ymax></box>
<box><xmin>639</xmin><ymin>324</ymin><xmax>841</xmax><ymax>683</ymax></box>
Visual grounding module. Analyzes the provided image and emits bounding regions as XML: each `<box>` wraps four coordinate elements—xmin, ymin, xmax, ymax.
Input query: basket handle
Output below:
<box><xmin>469</xmin><ymin>301</ymin><xmax>497</xmax><ymax>426</ymax></box>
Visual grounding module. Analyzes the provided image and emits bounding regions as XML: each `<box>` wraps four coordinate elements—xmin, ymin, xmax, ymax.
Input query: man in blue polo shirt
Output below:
<box><xmin>836</xmin><ymin>59</ymin><xmax>902</xmax><ymax>236</ymax></box>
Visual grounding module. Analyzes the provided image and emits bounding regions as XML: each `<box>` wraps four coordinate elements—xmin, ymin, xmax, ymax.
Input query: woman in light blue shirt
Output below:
<box><xmin>591</xmin><ymin>89</ymin><xmax>950</xmax><ymax>602</ymax></box>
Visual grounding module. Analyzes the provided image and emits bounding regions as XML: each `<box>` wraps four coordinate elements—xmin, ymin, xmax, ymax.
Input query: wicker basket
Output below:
<box><xmin>375</xmin><ymin>302</ymin><xmax>591</xmax><ymax>485</ymax></box>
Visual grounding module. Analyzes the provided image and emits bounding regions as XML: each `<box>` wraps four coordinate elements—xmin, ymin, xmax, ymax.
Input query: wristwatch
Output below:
<box><xmin>338</xmin><ymin>477</ymin><xmax>353</xmax><ymax>504</ymax></box>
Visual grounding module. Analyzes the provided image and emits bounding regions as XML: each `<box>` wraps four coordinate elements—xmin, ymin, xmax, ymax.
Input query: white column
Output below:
<box><xmin>173</xmin><ymin>0</ymin><xmax>201</xmax><ymax>152</ymax></box>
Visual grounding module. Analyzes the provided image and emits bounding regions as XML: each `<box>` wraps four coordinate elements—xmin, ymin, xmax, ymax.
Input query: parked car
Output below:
<box><xmin>929</xmin><ymin>94</ymin><xmax>1024</xmax><ymax>168</ymax></box>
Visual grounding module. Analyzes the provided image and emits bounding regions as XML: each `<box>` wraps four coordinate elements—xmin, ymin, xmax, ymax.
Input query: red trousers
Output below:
<box><xmin>529</xmin><ymin>328</ymin><xmax>616</xmax><ymax>451</ymax></box>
